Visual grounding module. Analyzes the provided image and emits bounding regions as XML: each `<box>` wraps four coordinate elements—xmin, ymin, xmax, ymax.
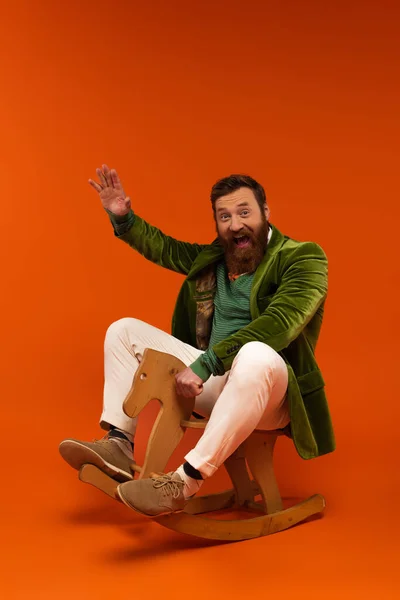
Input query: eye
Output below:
<box><xmin>241</xmin><ymin>210</ymin><xmax>250</xmax><ymax>216</ymax></box>
<box><xmin>220</xmin><ymin>214</ymin><xmax>230</xmax><ymax>221</ymax></box>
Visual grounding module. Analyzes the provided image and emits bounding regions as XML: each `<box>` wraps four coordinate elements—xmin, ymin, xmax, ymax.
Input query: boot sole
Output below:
<box><xmin>59</xmin><ymin>439</ymin><xmax>133</xmax><ymax>483</ymax></box>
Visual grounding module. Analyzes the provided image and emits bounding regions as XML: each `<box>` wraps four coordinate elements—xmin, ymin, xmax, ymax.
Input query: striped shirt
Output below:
<box><xmin>208</xmin><ymin>263</ymin><xmax>255</xmax><ymax>348</ymax></box>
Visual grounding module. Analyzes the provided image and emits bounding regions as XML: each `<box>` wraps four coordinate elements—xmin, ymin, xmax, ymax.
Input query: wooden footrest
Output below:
<box><xmin>79</xmin><ymin>464</ymin><xmax>121</xmax><ymax>501</ymax></box>
<box><xmin>78</xmin><ymin>463</ymin><xmax>164</xmax><ymax>499</ymax></box>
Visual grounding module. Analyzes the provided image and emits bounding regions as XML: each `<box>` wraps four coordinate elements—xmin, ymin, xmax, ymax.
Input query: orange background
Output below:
<box><xmin>1</xmin><ymin>0</ymin><xmax>399</xmax><ymax>598</ymax></box>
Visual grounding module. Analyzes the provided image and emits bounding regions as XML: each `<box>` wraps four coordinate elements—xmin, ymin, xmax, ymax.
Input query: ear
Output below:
<box><xmin>264</xmin><ymin>203</ymin><xmax>270</xmax><ymax>220</ymax></box>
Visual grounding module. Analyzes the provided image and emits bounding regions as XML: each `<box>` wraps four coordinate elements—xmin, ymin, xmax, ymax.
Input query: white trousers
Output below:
<box><xmin>101</xmin><ymin>318</ymin><xmax>290</xmax><ymax>477</ymax></box>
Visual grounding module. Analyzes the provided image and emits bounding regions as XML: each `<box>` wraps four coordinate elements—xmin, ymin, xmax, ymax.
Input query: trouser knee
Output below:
<box><xmin>104</xmin><ymin>317</ymin><xmax>141</xmax><ymax>345</ymax></box>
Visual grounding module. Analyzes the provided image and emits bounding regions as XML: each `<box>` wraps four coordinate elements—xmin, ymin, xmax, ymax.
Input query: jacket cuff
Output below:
<box><xmin>189</xmin><ymin>355</ymin><xmax>213</xmax><ymax>382</ymax></box>
<box><xmin>106</xmin><ymin>208</ymin><xmax>135</xmax><ymax>236</ymax></box>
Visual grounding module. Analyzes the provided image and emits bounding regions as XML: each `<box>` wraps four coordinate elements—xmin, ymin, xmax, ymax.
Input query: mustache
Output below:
<box><xmin>229</xmin><ymin>229</ymin><xmax>254</xmax><ymax>238</ymax></box>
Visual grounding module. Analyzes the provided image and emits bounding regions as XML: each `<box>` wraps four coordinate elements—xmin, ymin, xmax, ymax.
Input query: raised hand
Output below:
<box><xmin>89</xmin><ymin>164</ymin><xmax>131</xmax><ymax>217</ymax></box>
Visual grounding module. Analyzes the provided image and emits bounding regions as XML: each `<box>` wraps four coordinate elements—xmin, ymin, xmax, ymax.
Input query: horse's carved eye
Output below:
<box><xmin>140</xmin><ymin>373</ymin><xmax>147</xmax><ymax>380</ymax></box>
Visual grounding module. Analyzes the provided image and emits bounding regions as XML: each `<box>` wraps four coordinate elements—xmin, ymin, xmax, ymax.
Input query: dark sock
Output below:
<box><xmin>192</xmin><ymin>411</ymin><xmax>205</xmax><ymax>420</ymax></box>
<box><xmin>109</xmin><ymin>425</ymin><xmax>134</xmax><ymax>451</ymax></box>
<box><xmin>183</xmin><ymin>461</ymin><xmax>203</xmax><ymax>480</ymax></box>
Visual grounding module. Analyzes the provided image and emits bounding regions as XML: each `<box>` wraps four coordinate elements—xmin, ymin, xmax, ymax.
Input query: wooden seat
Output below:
<box><xmin>79</xmin><ymin>348</ymin><xmax>325</xmax><ymax>540</ymax></box>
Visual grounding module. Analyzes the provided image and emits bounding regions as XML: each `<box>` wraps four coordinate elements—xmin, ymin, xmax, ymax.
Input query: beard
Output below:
<box><xmin>217</xmin><ymin>216</ymin><xmax>270</xmax><ymax>275</ymax></box>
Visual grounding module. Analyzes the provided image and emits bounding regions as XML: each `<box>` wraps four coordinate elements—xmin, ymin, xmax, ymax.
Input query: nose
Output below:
<box><xmin>229</xmin><ymin>215</ymin><xmax>243</xmax><ymax>232</ymax></box>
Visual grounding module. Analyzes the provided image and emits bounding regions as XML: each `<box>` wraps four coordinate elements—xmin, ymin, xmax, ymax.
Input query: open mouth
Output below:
<box><xmin>233</xmin><ymin>235</ymin><xmax>251</xmax><ymax>248</ymax></box>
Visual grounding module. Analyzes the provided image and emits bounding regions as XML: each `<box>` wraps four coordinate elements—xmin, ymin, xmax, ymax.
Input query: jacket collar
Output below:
<box><xmin>188</xmin><ymin>239</ymin><xmax>224</xmax><ymax>278</ymax></box>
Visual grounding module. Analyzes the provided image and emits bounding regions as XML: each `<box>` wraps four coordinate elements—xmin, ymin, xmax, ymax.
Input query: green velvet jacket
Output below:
<box><xmin>115</xmin><ymin>212</ymin><xmax>336</xmax><ymax>460</ymax></box>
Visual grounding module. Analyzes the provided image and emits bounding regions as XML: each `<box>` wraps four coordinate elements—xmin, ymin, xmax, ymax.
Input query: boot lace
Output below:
<box><xmin>152</xmin><ymin>473</ymin><xmax>184</xmax><ymax>499</ymax></box>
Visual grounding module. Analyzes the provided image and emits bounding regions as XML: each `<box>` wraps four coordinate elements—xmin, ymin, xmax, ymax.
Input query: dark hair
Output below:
<box><xmin>210</xmin><ymin>174</ymin><xmax>267</xmax><ymax>214</ymax></box>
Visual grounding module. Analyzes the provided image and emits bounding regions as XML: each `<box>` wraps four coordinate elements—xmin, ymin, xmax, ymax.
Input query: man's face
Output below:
<box><xmin>214</xmin><ymin>187</ymin><xmax>271</xmax><ymax>275</ymax></box>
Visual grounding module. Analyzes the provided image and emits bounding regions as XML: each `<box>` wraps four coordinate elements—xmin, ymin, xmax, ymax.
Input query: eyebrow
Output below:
<box><xmin>216</xmin><ymin>202</ymin><xmax>250</xmax><ymax>213</ymax></box>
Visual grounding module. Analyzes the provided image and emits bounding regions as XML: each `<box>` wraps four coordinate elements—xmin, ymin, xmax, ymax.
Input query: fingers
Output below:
<box><xmin>88</xmin><ymin>178</ymin><xmax>103</xmax><ymax>193</ymax></box>
<box><xmin>102</xmin><ymin>164</ymin><xmax>113</xmax><ymax>187</ymax></box>
<box><xmin>185</xmin><ymin>383</ymin><xmax>203</xmax><ymax>398</ymax></box>
<box><xmin>89</xmin><ymin>164</ymin><xmax>117</xmax><ymax>193</ymax></box>
<box><xmin>175</xmin><ymin>376</ymin><xmax>183</xmax><ymax>397</ymax></box>
<box><xmin>110</xmin><ymin>168</ymin><xmax>121</xmax><ymax>189</ymax></box>
<box><xmin>96</xmin><ymin>168</ymin><xmax>107</xmax><ymax>187</ymax></box>
<box><xmin>175</xmin><ymin>378</ymin><xmax>203</xmax><ymax>398</ymax></box>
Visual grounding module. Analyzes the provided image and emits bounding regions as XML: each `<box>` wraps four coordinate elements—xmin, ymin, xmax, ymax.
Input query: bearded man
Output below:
<box><xmin>59</xmin><ymin>165</ymin><xmax>335</xmax><ymax>517</ymax></box>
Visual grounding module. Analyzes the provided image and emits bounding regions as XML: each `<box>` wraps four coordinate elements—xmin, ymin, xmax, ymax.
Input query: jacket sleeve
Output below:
<box><xmin>108</xmin><ymin>209</ymin><xmax>207</xmax><ymax>275</ymax></box>
<box><xmin>209</xmin><ymin>242</ymin><xmax>328</xmax><ymax>375</ymax></box>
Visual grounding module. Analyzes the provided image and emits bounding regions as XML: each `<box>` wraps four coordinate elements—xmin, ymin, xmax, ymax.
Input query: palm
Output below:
<box><xmin>100</xmin><ymin>180</ymin><xmax>125</xmax><ymax>211</ymax></box>
<box><xmin>89</xmin><ymin>164</ymin><xmax>131</xmax><ymax>217</ymax></box>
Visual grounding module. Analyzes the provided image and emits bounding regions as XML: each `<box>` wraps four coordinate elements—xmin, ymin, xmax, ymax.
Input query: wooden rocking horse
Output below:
<box><xmin>79</xmin><ymin>349</ymin><xmax>325</xmax><ymax>541</ymax></box>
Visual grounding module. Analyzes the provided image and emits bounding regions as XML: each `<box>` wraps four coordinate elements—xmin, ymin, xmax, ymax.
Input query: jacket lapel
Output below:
<box><xmin>188</xmin><ymin>239</ymin><xmax>224</xmax><ymax>279</ymax></box>
<box><xmin>250</xmin><ymin>224</ymin><xmax>286</xmax><ymax>318</ymax></box>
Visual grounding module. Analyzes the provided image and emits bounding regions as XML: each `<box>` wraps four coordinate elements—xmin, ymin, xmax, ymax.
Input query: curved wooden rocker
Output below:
<box><xmin>79</xmin><ymin>348</ymin><xmax>325</xmax><ymax>541</ymax></box>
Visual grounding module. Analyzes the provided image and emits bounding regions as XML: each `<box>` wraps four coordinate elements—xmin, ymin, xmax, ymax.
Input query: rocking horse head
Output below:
<box><xmin>122</xmin><ymin>348</ymin><xmax>188</xmax><ymax>419</ymax></box>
